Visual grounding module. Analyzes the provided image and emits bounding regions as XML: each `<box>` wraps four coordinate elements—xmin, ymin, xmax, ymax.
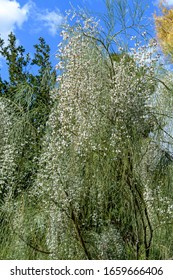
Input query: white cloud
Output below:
<box><xmin>0</xmin><ymin>0</ymin><xmax>32</xmax><ymax>42</ymax></box>
<box><xmin>166</xmin><ymin>0</ymin><xmax>173</xmax><ymax>5</ymax></box>
<box><xmin>0</xmin><ymin>0</ymin><xmax>64</xmax><ymax>42</ymax></box>
<box><xmin>37</xmin><ymin>9</ymin><xmax>63</xmax><ymax>36</ymax></box>
<box><xmin>158</xmin><ymin>0</ymin><xmax>173</xmax><ymax>6</ymax></box>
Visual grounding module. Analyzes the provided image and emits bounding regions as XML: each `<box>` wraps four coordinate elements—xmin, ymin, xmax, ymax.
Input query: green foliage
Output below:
<box><xmin>0</xmin><ymin>34</ymin><xmax>56</xmax><ymax>197</ymax></box>
<box><xmin>0</xmin><ymin>34</ymin><xmax>56</xmax><ymax>126</ymax></box>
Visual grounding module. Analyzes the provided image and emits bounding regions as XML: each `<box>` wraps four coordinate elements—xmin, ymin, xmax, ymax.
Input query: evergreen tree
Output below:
<box><xmin>0</xmin><ymin>34</ymin><xmax>56</xmax><ymax>129</ymax></box>
<box><xmin>0</xmin><ymin>34</ymin><xmax>56</xmax><ymax>200</ymax></box>
<box><xmin>0</xmin><ymin>33</ymin><xmax>30</xmax><ymax>95</ymax></box>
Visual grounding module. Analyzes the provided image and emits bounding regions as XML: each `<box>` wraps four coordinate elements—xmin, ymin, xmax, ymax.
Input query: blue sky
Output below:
<box><xmin>0</xmin><ymin>0</ymin><xmax>173</xmax><ymax>79</ymax></box>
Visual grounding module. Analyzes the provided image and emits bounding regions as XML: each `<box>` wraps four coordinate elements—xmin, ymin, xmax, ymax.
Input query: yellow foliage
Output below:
<box><xmin>154</xmin><ymin>1</ymin><xmax>173</xmax><ymax>55</ymax></box>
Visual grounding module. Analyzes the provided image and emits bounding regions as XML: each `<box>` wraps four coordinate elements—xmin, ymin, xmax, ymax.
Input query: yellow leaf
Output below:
<box><xmin>154</xmin><ymin>1</ymin><xmax>173</xmax><ymax>55</ymax></box>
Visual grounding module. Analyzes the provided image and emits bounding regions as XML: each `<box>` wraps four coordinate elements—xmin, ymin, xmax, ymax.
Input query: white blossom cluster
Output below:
<box><xmin>0</xmin><ymin>100</ymin><xmax>17</xmax><ymax>197</ymax></box>
<box><xmin>0</xmin><ymin>98</ymin><xmax>40</xmax><ymax>246</ymax></box>
<box><xmin>32</xmin><ymin>11</ymin><xmax>161</xmax><ymax>258</ymax></box>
